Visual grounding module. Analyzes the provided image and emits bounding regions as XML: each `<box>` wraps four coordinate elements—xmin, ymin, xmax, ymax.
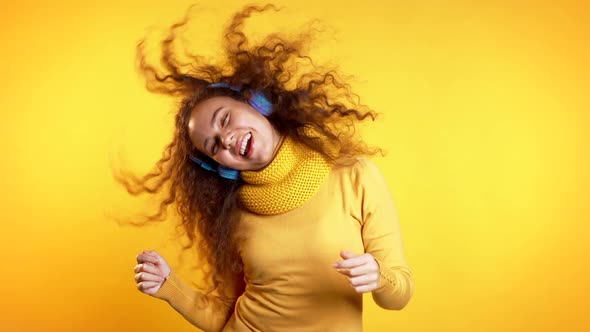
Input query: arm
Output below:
<box><xmin>356</xmin><ymin>159</ymin><xmax>415</xmax><ymax>310</ymax></box>
<box><xmin>135</xmin><ymin>251</ymin><xmax>244</xmax><ymax>332</ymax></box>
<box><xmin>154</xmin><ymin>270</ymin><xmax>244</xmax><ymax>332</ymax></box>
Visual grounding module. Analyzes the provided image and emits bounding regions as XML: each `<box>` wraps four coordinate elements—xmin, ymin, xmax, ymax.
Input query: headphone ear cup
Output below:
<box><xmin>248</xmin><ymin>90</ymin><xmax>273</xmax><ymax>116</ymax></box>
<box><xmin>190</xmin><ymin>155</ymin><xmax>240</xmax><ymax>180</ymax></box>
<box><xmin>189</xmin><ymin>155</ymin><xmax>215</xmax><ymax>172</ymax></box>
<box><xmin>217</xmin><ymin>165</ymin><xmax>241</xmax><ymax>180</ymax></box>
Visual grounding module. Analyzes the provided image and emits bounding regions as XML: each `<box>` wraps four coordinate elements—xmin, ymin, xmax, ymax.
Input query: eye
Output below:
<box><xmin>222</xmin><ymin>113</ymin><xmax>229</xmax><ymax>127</ymax></box>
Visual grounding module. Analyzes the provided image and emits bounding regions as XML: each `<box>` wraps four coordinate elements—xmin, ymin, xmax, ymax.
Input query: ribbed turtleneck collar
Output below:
<box><xmin>239</xmin><ymin>136</ymin><xmax>331</xmax><ymax>215</ymax></box>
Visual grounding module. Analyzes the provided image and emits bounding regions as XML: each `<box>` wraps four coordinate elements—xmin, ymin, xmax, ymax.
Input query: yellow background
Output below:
<box><xmin>1</xmin><ymin>0</ymin><xmax>588</xmax><ymax>331</ymax></box>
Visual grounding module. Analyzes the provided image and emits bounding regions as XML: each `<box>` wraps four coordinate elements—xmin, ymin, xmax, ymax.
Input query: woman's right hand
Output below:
<box><xmin>134</xmin><ymin>250</ymin><xmax>171</xmax><ymax>296</ymax></box>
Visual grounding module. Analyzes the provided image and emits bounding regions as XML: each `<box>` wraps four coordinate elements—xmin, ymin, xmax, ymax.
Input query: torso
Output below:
<box><xmin>224</xmin><ymin>163</ymin><xmax>367</xmax><ymax>331</ymax></box>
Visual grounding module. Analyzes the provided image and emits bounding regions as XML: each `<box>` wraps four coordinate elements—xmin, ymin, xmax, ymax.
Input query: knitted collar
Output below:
<box><xmin>239</xmin><ymin>136</ymin><xmax>331</xmax><ymax>215</ymax></box>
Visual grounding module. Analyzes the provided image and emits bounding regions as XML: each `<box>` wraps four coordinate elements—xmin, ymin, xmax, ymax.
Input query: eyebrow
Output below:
<box><xmin>204</xmin><ymin>106</ymin><xmax>223</xmax><ymax>153</ymax></box>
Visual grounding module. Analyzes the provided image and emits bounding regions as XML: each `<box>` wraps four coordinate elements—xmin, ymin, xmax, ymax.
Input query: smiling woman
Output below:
<box><xmin>114</xmin><ymin>3</ymin><xmax>413</xmax><ymax>331</ymax></box>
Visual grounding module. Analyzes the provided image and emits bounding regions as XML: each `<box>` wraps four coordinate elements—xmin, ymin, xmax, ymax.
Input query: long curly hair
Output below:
<box><xmin>114</xmin><ymin>3</ymin><xmax>380</xmax><ymax>296</ymax></box>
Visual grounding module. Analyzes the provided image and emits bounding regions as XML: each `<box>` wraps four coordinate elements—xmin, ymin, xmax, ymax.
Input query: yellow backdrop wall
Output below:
<box><xmin>1</xmin><ymin>0</ymin><xmax>588</xmax><ymax>331</ymax></box>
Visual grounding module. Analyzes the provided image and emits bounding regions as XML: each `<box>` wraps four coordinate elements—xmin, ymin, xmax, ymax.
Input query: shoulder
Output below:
<box><xmin>352</xmin><ymin>157</ymin><xmax>381</xmax><ymax>174</ymax></box>
<box><xmin>331</xmin><ymin>157</ymin><xmax>386</xmax><ymax>190</ymax></box>
<box><xmin>339</xmin><ymin>157</ymin><xmax>383</xmax><ymax>179</ymax></box>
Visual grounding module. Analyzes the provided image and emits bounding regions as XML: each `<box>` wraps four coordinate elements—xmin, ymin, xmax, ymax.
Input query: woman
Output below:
<box><xmin>121</xmin><ymin>4</ymin><xmax>414</xmax><ymax>331</ymax></box>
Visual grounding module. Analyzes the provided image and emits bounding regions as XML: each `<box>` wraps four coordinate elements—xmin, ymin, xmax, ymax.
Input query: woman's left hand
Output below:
<box><xmin>333</xmin><ymin>251</ymin><xmax>380</xmax><ymax>293</ymax></box>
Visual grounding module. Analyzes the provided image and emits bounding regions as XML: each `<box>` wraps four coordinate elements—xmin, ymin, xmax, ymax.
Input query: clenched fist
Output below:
<box><xmin>333</xmin><ymin>251</ymin><xmax>381</xmax><ymax>293</ymax></box>
<box><xmin>134</xmin><ymin>250</ymin><xmax>171</xmax><ymax>296</ymax></box>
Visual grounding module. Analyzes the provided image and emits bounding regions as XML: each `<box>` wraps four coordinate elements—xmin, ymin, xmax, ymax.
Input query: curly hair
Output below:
<box><xmin>114</xmin><ymin>3</ymin><xmax>380</xmax><ymax>297</ymax></box>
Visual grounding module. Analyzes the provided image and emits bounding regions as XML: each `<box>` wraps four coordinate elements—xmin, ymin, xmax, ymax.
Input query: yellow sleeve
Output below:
<box><xmin>355</xmin><ymin>159</ymin><xmax>415</xmax><ymax>310</ymax></box>
<box><xmin>154</xmin><ymin>271</ymin><xmax>244</xmax><ymax>332</ymax></box>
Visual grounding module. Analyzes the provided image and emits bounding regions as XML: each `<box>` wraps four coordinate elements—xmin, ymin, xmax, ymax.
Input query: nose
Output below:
<box><xmin>219</xmin><ymin>130</ymin><xmax>234</xmax><ymax>150</ymax></box>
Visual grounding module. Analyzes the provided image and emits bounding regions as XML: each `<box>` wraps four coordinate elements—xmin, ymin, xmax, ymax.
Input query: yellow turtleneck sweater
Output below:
<box><xmin>155</xmin><ymin>137</ymin><xmax>414</xmax><ymax>331</ymax></box>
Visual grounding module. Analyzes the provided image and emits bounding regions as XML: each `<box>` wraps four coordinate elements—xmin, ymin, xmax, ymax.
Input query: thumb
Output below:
<box><xmin>340</xmin><ymin>250</ymin><xmax>358</xmax><ymax>259</ymax></box>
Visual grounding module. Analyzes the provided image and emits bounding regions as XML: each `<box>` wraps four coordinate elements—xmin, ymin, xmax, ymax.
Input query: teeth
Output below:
<box><xmin>240</xmin><ymin>133</ymin><xmax>252</xmax><ymax>156</ymax></box>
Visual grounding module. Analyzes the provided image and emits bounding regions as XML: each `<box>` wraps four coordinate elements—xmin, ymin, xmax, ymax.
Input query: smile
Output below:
<box><xmin>239</xmin><ymin>132</ymin><xmax>252</xmax><ymax>156</ymax></box>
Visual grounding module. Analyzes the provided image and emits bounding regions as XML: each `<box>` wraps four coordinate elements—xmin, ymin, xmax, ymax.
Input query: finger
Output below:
<box><xmin>137</xmin><ymin>281</ymin><xmax>160</xmax><ymax>291</ymax></box>
<box><xmin>146</xmin><ymin>250</ymin><xmax>159</xmax><ymax>256</ymax></box>
<box><xmin>335</xmin><ymin>268</ymin><xmax>353</xmax><ymax>277</ymax></box>
<box><xmin>142</xmin><ymin>285</ymin><xmax>161</xmax><ymax>295</ymax></box>
<box><xmin>136</xmin><ymin>254</ymin><xmax>159</xmax><ymax>265</ymax></box>
<box><xmin>348</xmin><ymin>264</ymin><xmax>378</xmax><ymax>277</ymax></box>
<box><xmin>353</xmin><ymin>282</ymin><xmax>379</xmax><ymax>294</ymax></box>
<box><xmin>144</xmin><ymin>251</ymin><xmax>166</xmax><ymax>266</ymax></box>
<box><xmin>137</xmin><ymin>253</ymin><xmax>159</xmax><ymax>262</ymax></box>
<box><xmin>136</xmin><ymin>263</ymin><xmax>160</xmax><ymax>275</ymax></box>
<box><xmin>334</xmin><ymin>255</ymin><xmax>369</xmax><ymax>269</ymax></box>
<box><xmin>349</xmin><ymin>273</ymin><xmax>379</xmax><ymax>286</ymax></box>
<box><xmin>134</xmin><ymin>262</ymin><xmax>158</xmax><ymax>273</ymax></box>
<box><xmin>142</xmin><ymin>250</ymin><xmax>157</xmax><ymax>257</ymax></box>
<box><xmin>135</xmin><ymin>272</ymin><xmax>165</xmax><ymax>283</ymax></box>
<box><xmin>339</xmin><ymin>250</ymin><xmax>359</xmax><ymax>259</ymax></box>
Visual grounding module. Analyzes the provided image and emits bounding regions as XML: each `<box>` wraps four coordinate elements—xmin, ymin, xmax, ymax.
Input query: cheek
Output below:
<box><xmin>216</xmin><ymin>151</ymin><xmax>237</xmax><ymax>166</ymax></box>
<box><xmin>241</xmin><ymin>109</ymin><xmax>266</xmax><ymax>127</ymax></box>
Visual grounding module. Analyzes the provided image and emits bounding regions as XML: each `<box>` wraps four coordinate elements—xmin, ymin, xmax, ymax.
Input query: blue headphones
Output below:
<box><xmin>189</xmin><ymin>83</ymin><xmax>273</xmax><ymax>180</ymax></box>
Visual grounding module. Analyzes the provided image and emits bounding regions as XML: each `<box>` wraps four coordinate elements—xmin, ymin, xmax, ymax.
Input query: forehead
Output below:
<box><xmin>189</xmin><ymin>96</ymin><xmax>231</xmax><ymax>121</ymax></box>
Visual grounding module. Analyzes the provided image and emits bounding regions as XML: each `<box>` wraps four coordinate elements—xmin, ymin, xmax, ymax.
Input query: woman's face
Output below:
<box><xmin>187</xmin><ymin>96</ymin><xmax>282</xmax><ymax>171</ymax></box>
